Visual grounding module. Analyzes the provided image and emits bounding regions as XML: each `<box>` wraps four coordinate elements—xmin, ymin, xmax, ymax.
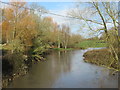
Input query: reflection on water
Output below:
<box><xmin>8</xmin><ymin>48</ymin><xmax>118</xmax><ymax>88</ymax></box>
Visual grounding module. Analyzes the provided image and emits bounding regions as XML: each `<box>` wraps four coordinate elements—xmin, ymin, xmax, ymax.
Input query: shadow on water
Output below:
<box><xmin>8</xmin><ymin>48</ymin><xmax>118</xmax><ymax>88</ymax></box>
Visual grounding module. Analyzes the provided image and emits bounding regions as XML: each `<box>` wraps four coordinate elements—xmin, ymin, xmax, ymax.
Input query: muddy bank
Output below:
<box><xmin>2</xmin><ymin>49</ymin><xmax>52</xmax><ymax>88</ymax></box>
<box><xmin>2</xmin><ymin>52</ymin><xmax>29</xmax><ymax>87</ymax></box>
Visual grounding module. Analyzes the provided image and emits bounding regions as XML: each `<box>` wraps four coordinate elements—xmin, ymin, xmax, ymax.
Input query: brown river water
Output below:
<box><xmin>8</xmin><ymin>48</ymin><xmax>118</xmax><ymax>88</ymax></box>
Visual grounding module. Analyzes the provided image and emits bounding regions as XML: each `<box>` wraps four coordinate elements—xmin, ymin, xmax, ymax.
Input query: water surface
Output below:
<box><xmin>8</xmin><ymin>48</ymin><xmax>118</xmax><ymax>88</ymax></box>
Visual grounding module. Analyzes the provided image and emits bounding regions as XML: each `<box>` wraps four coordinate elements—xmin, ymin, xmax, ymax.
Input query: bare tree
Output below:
<box><xmin>68</xmin><ymin>2</ymin><xmax>119</xmax><ymax>70</ymax></box>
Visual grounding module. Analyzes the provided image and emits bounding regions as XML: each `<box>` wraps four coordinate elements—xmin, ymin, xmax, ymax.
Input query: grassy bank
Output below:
<box><xmin>52</xmin><ymin>48</ymin><xmax>74</xmax><ymax>51</ymax></box>
<box><xmin>83</xmin><ymin>49</ymin><xmax>118</xmax><ymax>71</ymax></box>
<box><xmin>75</xmin><ymin>40</ymin><xmax>107</xmax><ymax>49</ymax></box>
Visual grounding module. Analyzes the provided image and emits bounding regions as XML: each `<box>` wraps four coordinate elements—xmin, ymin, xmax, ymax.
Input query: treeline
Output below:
<box><xmin>1</xmin><ymin>1</ymin><xmax>83</xmax><ymax>79</ymax></box>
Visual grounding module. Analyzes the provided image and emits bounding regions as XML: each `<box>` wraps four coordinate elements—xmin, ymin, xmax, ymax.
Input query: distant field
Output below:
<box><xmin>75</xmin><ymin>40</ymin><xmax>107</xmax><ymax>48</ymax></box>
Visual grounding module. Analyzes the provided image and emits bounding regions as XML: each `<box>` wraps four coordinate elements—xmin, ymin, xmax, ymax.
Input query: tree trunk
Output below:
<box><xmin>65</xmin><ymin>45</ymin><xmax>67</xmax><ymax>49</ymax></box>
<box><xmin>58</xmin><ymin>42</ymin><xmax>60</xmax><ymax>48</ymax></box>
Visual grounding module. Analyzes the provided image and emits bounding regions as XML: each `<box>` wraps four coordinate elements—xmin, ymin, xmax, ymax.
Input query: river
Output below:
<box><xmin>8</xmin><ymin>48</ymin><xmax>118</xmax><ymax>88</ymax></box>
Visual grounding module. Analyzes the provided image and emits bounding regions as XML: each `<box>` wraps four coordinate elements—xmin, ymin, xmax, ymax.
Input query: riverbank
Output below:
<box><xmin>83</xmin><ymin>48</ymin><xmax>118</xmax><ymax>71</ymax></box>
<box><xmin>2</xmin><ymin>48</ymin><xmax>51</xmax><ymax>88</ymax></box>
<box><xmin>52</xmin><ymin>48</ymin><xmax>76</xmax><ymax>51</ymax></box>
<box><xmin>2</xmin><ymin>51</ymin><xmax>29</xmax><ymax>87</ymax></box>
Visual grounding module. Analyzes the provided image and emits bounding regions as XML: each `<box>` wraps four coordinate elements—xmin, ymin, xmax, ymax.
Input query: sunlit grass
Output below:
<box><xmin>52</xmin><ymin>48</ymin><xmax>73</xmax><ymax>51</ymax></box>
<box><xmin>0</xmin><ymin>44</ymin><xmax>2</xmax><ymax>50</ymax></box>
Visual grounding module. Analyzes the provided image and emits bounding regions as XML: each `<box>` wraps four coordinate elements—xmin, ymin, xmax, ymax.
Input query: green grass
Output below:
<box><xmin>0</xmin><ymin>44</ymin><xmax>2</xmax><ymax>50</ymax></box>
<box><xmin>75</xmin><ymin>40</ymin><xmax>107</xmax><ymax>48</ymax></box>
<box><xmin>52</xmin><ymin>48</ymin><xmax>73</xmax><ymax>51</ymax></box>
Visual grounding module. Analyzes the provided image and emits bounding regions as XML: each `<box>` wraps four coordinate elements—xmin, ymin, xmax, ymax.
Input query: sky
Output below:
<box><xmin>34</xmin><ymin>2</ymin><xmax>117</xmax><ymax>38</ymax></box>
<box><xmin>33</xmin><ymin>2</ymin><xmax>110</xmax><ymax>38</ymax></box>
<box><xmin>34</xmin><ymin>2</ymin><xmax>96</xmax><ymax>38</ymax></box>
